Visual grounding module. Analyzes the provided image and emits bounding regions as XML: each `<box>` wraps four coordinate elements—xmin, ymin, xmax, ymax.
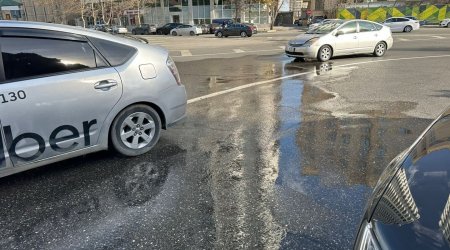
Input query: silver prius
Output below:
<box><xmin>285</xmin><ymin>19</ymin><xmax>393</xmax><ymax>62</ymax></box>
<box><xmin>0</xmin><ymin>21</ymin><xmax>187</xmax><ymax>177</ymax></box>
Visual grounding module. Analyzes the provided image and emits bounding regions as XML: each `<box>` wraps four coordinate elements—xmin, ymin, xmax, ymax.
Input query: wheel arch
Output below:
<box><xmin>316</xmin><ymin>44</ymin><xmax>334</xmax><ymax>59</ymax></box>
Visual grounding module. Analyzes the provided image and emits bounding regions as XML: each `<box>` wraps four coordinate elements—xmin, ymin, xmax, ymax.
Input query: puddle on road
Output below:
<box><xmin>270</xmin><ymin>60</ymin><xmax>431</xmax><ymax>249</ymax></box>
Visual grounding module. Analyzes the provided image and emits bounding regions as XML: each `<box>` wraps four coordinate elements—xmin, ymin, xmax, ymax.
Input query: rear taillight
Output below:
<box><xmin>166</xmin><ymin>56</ymin><xmax>181</xmax><ymax>85</ymax></box>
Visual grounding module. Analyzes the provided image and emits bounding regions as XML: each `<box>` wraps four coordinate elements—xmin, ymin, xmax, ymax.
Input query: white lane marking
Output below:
<box><xmin>180</xmin><ymin>50</ymin><xmax>192</xmax><ymax>56</ymax></box>
<box><xmin>233</xmin><ymin>49</ymin><xmax>245</xmax><ymax>53</ymax></box>
<box><xmin>187</xmin><ymin>72</ymin><xmax>311</xmax><ymax>104</ymax></box>
<box><xmin>279</xmin><ymin>46</ymin><xmax>286</xmax><ymax>49</ymax></box>
<box><xmin>433</xmin><ymin>36</ymin><xmax>446</xmax><ymax>39</ymax></box>
<box><xmin>187</xmin><ymin>54</ymin><xmax>450</xmax><ymax>104</ymax></box>
<box><xmin>398</xmin><ymin>38</ymin><xmax>410</xmax><ymax>41</ymax></box>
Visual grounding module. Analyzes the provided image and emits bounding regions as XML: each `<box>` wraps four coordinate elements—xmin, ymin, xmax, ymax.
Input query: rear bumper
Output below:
<box><xmin>160</xmin><ymin>85</ymin><xmax>187</xmax><ymax>128</ymax></box>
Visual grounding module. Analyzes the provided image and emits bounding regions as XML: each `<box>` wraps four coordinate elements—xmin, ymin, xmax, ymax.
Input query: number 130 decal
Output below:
<box><xmin>0</xmin><ymin>90</ymin><xmax>26</xmax><ymax>103</ymax></box>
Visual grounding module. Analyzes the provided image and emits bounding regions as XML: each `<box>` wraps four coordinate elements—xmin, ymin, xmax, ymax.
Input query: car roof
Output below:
<box><xmin>0</xmin><ymin>21</ymin><xmax>161</xmax><ymax>51</ymax></box>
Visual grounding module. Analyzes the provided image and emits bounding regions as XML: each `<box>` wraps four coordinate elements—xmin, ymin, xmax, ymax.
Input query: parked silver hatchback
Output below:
<box><xmin>0</xmin><ymin>21</ymin><xmax>187</xmax><ymax>177</ymax></box>
<box><xmin>286</xmin><ymin>19</ymin><xmax>393</xmax><ymax>62</ymax></box>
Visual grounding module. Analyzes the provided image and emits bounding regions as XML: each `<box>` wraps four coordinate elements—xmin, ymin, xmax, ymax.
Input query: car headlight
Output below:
<box><xmin>166</xmin><ymin>56</ymin><xmax>181</xmax><ymax>85</ymax></box>
<box><xmin>303</xmin><ymin>37</ymin><xmax>319</xmax><ymax>47</ymax></box>
<box><xmin>355</xmin><ymin>221</ymin><xmax>380</xmax><ymax>250</ymax></box>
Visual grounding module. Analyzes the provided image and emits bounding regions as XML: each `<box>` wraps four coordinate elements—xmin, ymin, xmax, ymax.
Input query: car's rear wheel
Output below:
<box><xmin>317</xmin><ymin>45</ymin><xmax>332</xmax><ymax>62</ymax></box>
<box><xmin>172</xmin><ymin>31</ymin><xmax>177</xmax><ymax>36</ymax></box>
<box><xmin>217</xmin><ymin>31</ymin><xmax>223</xmax><ymax>38</ymax></box>
<box><xmin>110</xmin><ymin>105</ymin><xmax>161</xmax><ymax>156</ymax></box>
<box><xmin>189</xmin><ymin>31</ymin><xmax>195</xmax><ymax>36</ymax></box>
<box><xmin>404</xmin><ymin>25</ymin><xmax>412</xmax><ymax>32</ymax></box>
<box><xmin>240</xmin><ymin>31</ymin><xmax>247</xmax><ymax>37</ymax></box>
<box><xmin>373</xmin><ymin>42</ymin><xmax>387</xmax><ymax>57</ymax></box>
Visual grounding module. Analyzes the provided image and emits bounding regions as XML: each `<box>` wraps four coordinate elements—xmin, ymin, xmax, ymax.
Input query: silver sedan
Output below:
<box><xmin>0</xmin><ymin>21</ymin><xmax>187</xmax><ymax>177</ymax></box>
<box><xmin>285</xmin><ymin>20</ymin><xmax>393</xmax><ymax>62</ymax></box>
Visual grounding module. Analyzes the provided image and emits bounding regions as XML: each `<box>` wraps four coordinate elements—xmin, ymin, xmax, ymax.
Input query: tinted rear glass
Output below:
<box><xmin>89</xmin><ymin>37</ymin><xmax>136</xmax><ymax>66</ymax></box>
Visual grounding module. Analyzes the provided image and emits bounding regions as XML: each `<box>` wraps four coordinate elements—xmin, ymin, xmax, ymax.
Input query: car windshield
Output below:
<box><xmin>306</xmin><ymin>22</ymin><xmax>342</xmax><ymax>34</ymax></box>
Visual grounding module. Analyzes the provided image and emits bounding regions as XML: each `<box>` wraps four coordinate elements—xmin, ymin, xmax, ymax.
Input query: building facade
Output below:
<box><xmin>20</xmin><ymin>0</ymin><xmax>59</xmax><ymax>23</ymax></box>
<box><xmin>0</xmin><ymin>0</ymin><xmax>23</xmax><ymax>20</ymax></box>
<box><xmin>139</xmin><ymin>0</ymin><xmax>270</xmax><ymax>25</ymax></box>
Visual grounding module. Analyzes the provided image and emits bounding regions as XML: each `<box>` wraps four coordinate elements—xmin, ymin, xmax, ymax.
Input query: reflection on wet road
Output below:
<box><xmin>0</xmin><ymin>54</ymin><xmax>439</xmax><ymax>249</ymax></box>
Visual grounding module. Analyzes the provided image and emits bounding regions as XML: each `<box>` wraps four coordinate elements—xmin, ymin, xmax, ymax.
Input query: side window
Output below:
<box><xmin>400</xmin><ymin>18</ymin><xmax>410</xmax><ymax>22</ymax></box>
<box><xmin>89</xmin><ymin>37</ymin><xmax>137</xmax><ymax>66</ymax></box>
<box><xmin>2</xmin><ymin>37</ymin><xmax>97</xmax><ymax>81</ymax></box>
<box><xmin>339</xmin><ymin>22</ymin><xmax>357</xmax><ymax>34</ymax></box>
<box><xmin>384</xmin><ymin>18</ymin><xmax>393</xmax><ymax>23</ymax></box>
<box><xmin>373</xmin><ymin>23</ymin><xmax>383</xmax><ymax>30</ymax></box>
<box><xmin>358</xmin><ymin>21</ymin><xmax>376</xmax><ymax>32</ymax></box>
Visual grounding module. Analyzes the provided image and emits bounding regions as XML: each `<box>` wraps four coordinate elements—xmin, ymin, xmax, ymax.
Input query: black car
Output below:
<box><xmin>156</xmin><ymin>23</ymin><xmax>182</xmax><ymax>35</ymax></box>
<box><xmin>354</xmin><ymin>107</ymin><xmax>450</xmax><ymax>249</ymax></box>
<box><xmin>215</xmin><ymin>23</ymin><xmax>253</xmax><ymax>38</ymax></box>
<box><xmin>131</xmin><ymin>24</ymin><xmax>155</xmax><ymax>35</ymax></box>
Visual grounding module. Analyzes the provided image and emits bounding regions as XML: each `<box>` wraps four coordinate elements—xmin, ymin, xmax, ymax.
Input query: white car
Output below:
<box><xmin>309</xmin><ymin>19</ymin><xmax>344</xmax><ymax>31</ymax></box>
<box><xmin>382</xmin><ymin>17</ymin><xmax>420</xmax><ymax>32</ymax></box>
<box><xmin>170</xmin><ymin>24</ymin><xmax>202</xmax><ymax>36</ymax></box>
<box><xmin>285</xmin><ymin>20</ymin><xmax>393</xmax><ymax>62</ymax></box>
<box><xmin>440</xmin><ymin>18</ymin><xmax>450</xmax><ymax>27</ymax></box>
<box><xmin>112</xmin><ymin>26</ymin><xmax>128</xmax><ymax>34</ymax></box>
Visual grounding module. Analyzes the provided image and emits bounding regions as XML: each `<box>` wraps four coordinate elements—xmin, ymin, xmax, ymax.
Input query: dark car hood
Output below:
<box><xmin>370</xmin><ymin>109</ymin><xmax>450</xmax><ymax>249</ymax></box>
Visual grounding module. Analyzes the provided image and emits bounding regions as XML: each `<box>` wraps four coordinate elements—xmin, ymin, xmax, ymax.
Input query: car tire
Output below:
<box><xmin>373</xmin><ymin>42</ymin><xmax>387</xmax><ymax>57</ymax></box>
<box><xmin>110</xmin><ymin>105</ymin><xmax>161</xmax><ymax>157</ymax></box>
<box><xmin>240</xmin><ymin>31</ymin><xmax>247</xmax><ymax>37</ymax></box>
<box><xmin>317</xmin><ymin>45</ymin><xmax>332</xmax><ymax>62</ymax></box>
<box><xmin>190</xmin><ymin>31</ymin><xmax>195</xmax><ymax>36</ymax></box>
<box><xmin>217</xmin><ymin>31</ymin><xmax>223</xmax><ymax>38</ymax></box>
<box><xmin>404</xmin><ymin>25</ymin><xmax>412</xmax><ymax>32</ymax></box>
<box><xmin>132</xmin><ymin>30</ymin><xmax>136</xmax><ymax>35</ymax></box>
<box><xmin>172</xmin><ymin>31</ymin><xmax>177</xmax><ymax>36</ymax></box>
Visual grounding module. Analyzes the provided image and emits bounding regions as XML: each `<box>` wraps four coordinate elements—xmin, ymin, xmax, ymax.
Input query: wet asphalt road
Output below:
<box><xmin>1</xmin><ymin>28</ymin><xmax>450</xmax><ymax>249</ymax></box>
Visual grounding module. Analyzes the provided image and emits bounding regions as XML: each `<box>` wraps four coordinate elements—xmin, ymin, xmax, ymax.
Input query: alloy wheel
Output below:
<box><xmin>120</xmin><ymin>112</ymin><xmax>156</xmax><ymax>149</ymax></box>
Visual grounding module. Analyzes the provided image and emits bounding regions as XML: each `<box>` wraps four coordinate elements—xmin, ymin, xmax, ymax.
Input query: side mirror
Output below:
<box><xmin>335</xmin><ymin>30</ymin><xmax>344</xmax><ymax>36</ymax></box>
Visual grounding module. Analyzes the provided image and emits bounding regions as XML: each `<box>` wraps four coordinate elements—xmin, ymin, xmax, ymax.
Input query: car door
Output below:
<box><xmin>390</xmin><ymin>18</ymin><xmax>404</xmax><ymax>32</ymax></box>
<box><xmin>383</xmin><ymin>18</ymin><xmax>395</xmax><ymax>31</ymax></box>
<box><xmin>333</xmin><ymin>21</ymin><xmax>359</xmax><ymax>55</ymax></box>
<box><xmin>0</xmin><ymin>31</ymin><xmax>123</xmax><ymax>167</ymax></box>
<box><xmin>357</xmin><ymin>21</ymin><xmax>380</xmax><ymax>53</ymax></box>
<box><xmin>223</xmin><ymin>24</ymin><xmax>233</xmax><ymax>36</ymax></box>
<box><xmin>183</xmin><ymin>25</ymin><xmax>191</xmax><ymax>36</ymax></box>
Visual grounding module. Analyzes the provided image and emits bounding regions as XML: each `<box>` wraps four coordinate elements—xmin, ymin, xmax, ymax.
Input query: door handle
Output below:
<box><xmin>94</xmin><ymin>80</ymin><xmax>118</xmax><ymax>90</ymax></box>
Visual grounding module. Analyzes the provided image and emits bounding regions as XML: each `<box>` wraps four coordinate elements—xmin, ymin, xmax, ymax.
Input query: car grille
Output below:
<box><xmin>289</xmin><ymin>42</ymin><xmax>304</xmax><ymax>47</ymax></box>
<box><xmin>285</xmin><ymin>51</ymin><xmax>304</xmax><ymax>56</ymax></box>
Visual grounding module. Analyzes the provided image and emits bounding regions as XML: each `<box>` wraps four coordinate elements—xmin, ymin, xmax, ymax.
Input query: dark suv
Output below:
<box><xmin>156</xmin><ymin>23</ymin><xmax>182</xmax><ymax>35</ymax></box>
<box><xmin>215</xmin><ymin>23</ymin><xmax>253</xmax><ymax>38</ymax></box>
<box><xmin>132</xmin><ymin>24</ymin><xmax>155</xmax><ymax>35</ymax></box>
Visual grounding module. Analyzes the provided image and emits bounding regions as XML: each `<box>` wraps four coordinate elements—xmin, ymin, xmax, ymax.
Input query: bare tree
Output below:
<box><xmin>261</xmin><ymin>0</ymin><xmax>286</xmax><ymax>29</ymax></box>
